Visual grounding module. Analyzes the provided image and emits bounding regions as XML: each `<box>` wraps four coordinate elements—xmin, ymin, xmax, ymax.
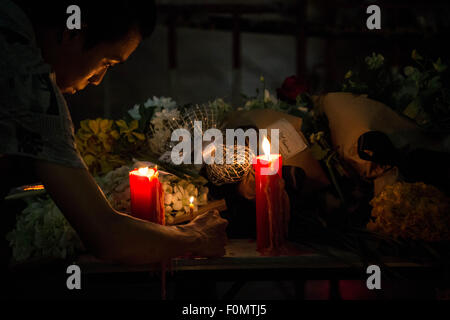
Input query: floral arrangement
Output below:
<box><xmin>6</xmin><ymin>197</ymin><xmax>84</xmax><ymax>263</ymax></box>
<box><xmin>368</xmin><ymin>182</ymin><xmax>450</xmax><ymax>242</ymax></box>
<box><xmin>74</xmin><ymin>96</ymin><xmax>180</xmax><ymax>176</ymax></box>
<box><xmin>343</xmin><ymin>50</ymin><xmax>450</xmax><ymax>133</ymax></box>
<box><xmin>75</xmin><ymin>118</ymin><xmax>144</xmax><ymax>176</ymax></box>
<box><xmin>244</xmin><ymin>57</ymin><xmax>450</xmax><ymax>255</ymax></box>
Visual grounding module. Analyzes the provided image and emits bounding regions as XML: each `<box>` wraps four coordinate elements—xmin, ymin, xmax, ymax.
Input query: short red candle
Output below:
<box><xmin>252</xmin><ymin>138</ymin><xmax>285</xmax><ymax>253</ymax></box>
<box><xmin>129</xmin><ymin>167</ymin><xmax>165</xmax><ymax>225</ymax></box>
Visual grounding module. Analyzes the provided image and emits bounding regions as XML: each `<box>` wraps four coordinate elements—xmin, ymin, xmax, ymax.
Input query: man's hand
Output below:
<box><xmin>180</xmin><ymin>210</ymin><xmax>228</xmax><ymax>258</ymax></box>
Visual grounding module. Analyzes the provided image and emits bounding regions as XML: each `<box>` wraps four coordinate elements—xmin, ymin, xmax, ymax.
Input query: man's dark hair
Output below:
<box><xmin>15</xmin><ymin>0</ymin><xmax>157</xmax><ymax>48</ymax></box>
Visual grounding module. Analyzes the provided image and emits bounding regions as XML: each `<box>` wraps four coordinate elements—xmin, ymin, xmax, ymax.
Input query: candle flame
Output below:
<box><xmin>262</xmin><ymin>136</ymin><xmax>271</xmax><ymax>158</ymax></box>
<box><xmin>189</xmin><ymin>196</ymin><xmax>194</xmax><ymax>204</ymax></box>
<box><xmin>138</xmin><ymin>167</ymin><xmax>149</xmax><ymax>176</ymax></box>
<box><xmin>134</xmin><ymin>167</ymin><xmax>157</xmax><ymax>178</ymax></box>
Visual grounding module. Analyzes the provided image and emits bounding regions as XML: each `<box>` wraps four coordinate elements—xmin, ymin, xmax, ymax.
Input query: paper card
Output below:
<box><xmin>267</xmin><ymin>118</ymin><xmax>308</xmax><ymax>159</ymax></box>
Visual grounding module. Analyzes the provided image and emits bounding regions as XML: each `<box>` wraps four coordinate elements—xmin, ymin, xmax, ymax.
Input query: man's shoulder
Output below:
<box><xmin>0</xmin><ymin>0</ymin><xmax>35</xmax><ymax>44</ymax></box>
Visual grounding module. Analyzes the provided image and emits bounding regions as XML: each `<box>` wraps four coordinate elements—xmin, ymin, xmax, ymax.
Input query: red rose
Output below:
<box><xmin>276</xmin><ymin>75</ymin><xmax>309</xmax><ymax>104</ymax></box>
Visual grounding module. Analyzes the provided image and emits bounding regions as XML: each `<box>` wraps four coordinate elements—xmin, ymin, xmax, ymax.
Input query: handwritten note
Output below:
<box><xmin>267</xmin><ymin>118</ymin><xmax>307</xmax><ymax>160</ymax></box>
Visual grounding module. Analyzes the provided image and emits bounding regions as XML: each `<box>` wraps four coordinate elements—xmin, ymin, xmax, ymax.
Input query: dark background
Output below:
<box><xmin>6</xmin><ymin>1</ymin><xmax>450</xmax><ymax>300</ymax></box>
<box><xmin>66</xmin><ymin>0</ymin><xmax>450</xmax><ymax>126</ymax></box>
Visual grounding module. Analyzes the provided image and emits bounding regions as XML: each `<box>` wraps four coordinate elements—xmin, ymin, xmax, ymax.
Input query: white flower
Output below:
<box><xmin>153</xmin><ymin>108</ymin><xmax>179</xmax><ymax>121</ymax></box>
<box><xmin>172</xmin><ymin>201</ymin><xmax>183</xmax><ymax>211</ymax></box>
<box><xmin>164</xmin><ymin>193</ymin><xmax>173</xmax><ymax>205</ymax></box>
<box><xmin>264</xmin><ymin>89</ymin><xmax>277</xmax><ymax>103</ymax></box>
<box><xmin>144</xmin><ymin>96</ymin><xmax>177</xmax><ymax>110</ymax></box>
<box><xmin>7</xmin><ymin>197</ymin><xmax>84</xmax><ymax>262</ymax></box>
<box><xmin>148</xmin><ymin>108</ymin><xmax>180</xmax><ymax>153</ymax></box>
<box><xmin>128</xmin><ymin>96</ymin><xmax>178</xmax><ymax>124</ymax></box>
<box><xmin>128</xmin><ymin>104</ymin><xmax>141</xmax><ymax>120</ymax></box>
<box><xmin>244</xmin><ymin>100</ymin><xmax>256</xmax><ymax>109</ymax></box>
<box><xmin>297</xmin><ymin>106</ymin><xmax>309</xmax><ymax>113</ymax></box>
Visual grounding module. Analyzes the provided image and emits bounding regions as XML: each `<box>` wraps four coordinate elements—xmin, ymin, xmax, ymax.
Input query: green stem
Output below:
<box><xmin>326</xmin><ymin>152</ymin><xmax>345</xmax><ymax>205</ymax></box>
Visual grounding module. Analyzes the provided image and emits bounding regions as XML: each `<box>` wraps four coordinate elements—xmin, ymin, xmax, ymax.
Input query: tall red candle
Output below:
<box><xmin>252</xmin><ymin>137</ymin><xmax>285</xmax><ymax>254</ymax></box>
<box><xmin>129</xmin><ymin>167</ymin><xmax>165</xmax><ymax>225</ymax></box>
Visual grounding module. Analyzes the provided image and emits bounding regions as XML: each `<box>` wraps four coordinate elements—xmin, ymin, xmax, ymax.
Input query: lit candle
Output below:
<box><xmin>129</xmin><ymin>166</ymin><xmax>165</xmax><ymax>225</ymax></box>
<box><xmin>189</xmin><ymin>196</ymin><xmax>195</xmax><ymax>217</ymax></box>
<box><xmin>252</xmin><ymin>137</ymin><xmax>285</xmax><ymax>254</ymax></box>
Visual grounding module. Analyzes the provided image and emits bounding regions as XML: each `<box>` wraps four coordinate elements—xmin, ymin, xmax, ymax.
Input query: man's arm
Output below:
<box><xmin>33</xmin><ymin>159</ymin><xmax>227</xmax><ymax>265</ymax></box>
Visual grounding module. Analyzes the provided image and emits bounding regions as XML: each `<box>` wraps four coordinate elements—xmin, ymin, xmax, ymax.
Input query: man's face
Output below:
<box><xmin>52</xmin><ymin>27</ymin><xmax>142</xmax><ymax>94</ymax></box>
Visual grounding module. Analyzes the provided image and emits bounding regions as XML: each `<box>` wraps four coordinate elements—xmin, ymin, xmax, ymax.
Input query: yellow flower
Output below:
<box><xmin>116</xmin><ymin>120</ymin><xmax>146</xmax><ymax>143</ymax></box>
<box><xmin>75</xmin><ymin>118</ymin><xmax>123</xmax><ymax>175</ymax></box>
<box><xmin>77</xmin><ymin>119</ymin><xmax>119</xmax><ymax>149</ymax></box>
<box><xmin>368</xmin><ymin>182</ymin><xmax>450</xmax><ymax>242</ymax></box>
<box><xmin>76</xmin><ymin>117</ymin><xmax>148</xmax><ymax>176</ymax></box>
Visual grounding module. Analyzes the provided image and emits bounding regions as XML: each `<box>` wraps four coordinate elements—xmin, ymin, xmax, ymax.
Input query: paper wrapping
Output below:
<box><xmin>314</xmin><ymin>92</ymin><xmax>440</xmax><ymax>193</ymax></box>
<box><xmin>224</xmin><ymin>109</ymin><xmax>330</xmax><ymax>192</ymax></box>
<box><xmin>315</xmin><ymin>93</ymin><xmax>433</xmax><ymax>175</ymax></box>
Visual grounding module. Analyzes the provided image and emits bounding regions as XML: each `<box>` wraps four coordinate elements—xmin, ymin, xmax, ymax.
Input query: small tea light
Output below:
<box><xmin>189</xmin><ymin>196</ymin><xmax>195</xmax><ymax>216</ymax></box>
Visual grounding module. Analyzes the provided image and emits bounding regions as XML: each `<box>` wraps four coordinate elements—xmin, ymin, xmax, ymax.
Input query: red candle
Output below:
<box><xmin>129</xmin><ymin>166</ymin><xmax>165</xmax><ymax>225</ymax></box>
<box><xmin>252</xmin><ymin>137</ymin><xmax>286</xmax><ymax>254</ymax></box>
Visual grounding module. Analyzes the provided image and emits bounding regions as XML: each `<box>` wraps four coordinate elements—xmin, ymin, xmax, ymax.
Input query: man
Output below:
<box><xmin>0</xmin><ymin>0</ymin><xmax>227</xmax><ymax>271</ymax></box>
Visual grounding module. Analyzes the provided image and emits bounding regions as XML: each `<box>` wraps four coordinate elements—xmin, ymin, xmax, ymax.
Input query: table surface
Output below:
<box><xmin>77</xmin><ymin>239</ymin><xmax>430</xmax><ymax>275</ymax></box>
<box><xmin>8</xmin><ymin>239</ymin><xmax>446</xmax><ymax>300</ymax></box>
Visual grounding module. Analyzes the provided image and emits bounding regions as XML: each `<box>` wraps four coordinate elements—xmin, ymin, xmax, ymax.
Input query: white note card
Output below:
<box><xmin>267</xmin><ymin>118</ymin><xmax>307</xmax><ymax>159</ymax></box>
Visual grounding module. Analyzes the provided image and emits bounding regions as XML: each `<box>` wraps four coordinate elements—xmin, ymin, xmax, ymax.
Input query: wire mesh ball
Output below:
<box><xmin>149</xmin><ymin>103</ymin><xmax>221</xmax><ymax>157</ymax></box>
<box><xmin>183</xmin><ymin>103</ymin><xmax>220</xmax><ymax>136</ymax></box>
<box><xmin>206</xmin><ymin>143</ymin><xmax>255</xmax><ymax>186</ymax></box>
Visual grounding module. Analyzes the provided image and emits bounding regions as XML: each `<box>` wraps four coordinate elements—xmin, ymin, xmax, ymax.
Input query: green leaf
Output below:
<box><xmin>433</xmin><ymin>58</ymin><xmax>447</xmax><ymax>73</ymax></box>
<box><xmin>310</xmin><ymin>143</ymin><xmax>328</xmax><ymax>160</ymax></box>
<box><xmin>365</xmin><ymin>53</ymin><xmax>384</xmax><ymax>70</ymax></box>
<box><xmin>411</xmin><ymin>49</ymin><xmax>423</xmax><ymax>61</ymax></box>
<box><xmin>403</xmin><ymin>100</ymin><xmax>421</xmax><ymax>119</ymax></box>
